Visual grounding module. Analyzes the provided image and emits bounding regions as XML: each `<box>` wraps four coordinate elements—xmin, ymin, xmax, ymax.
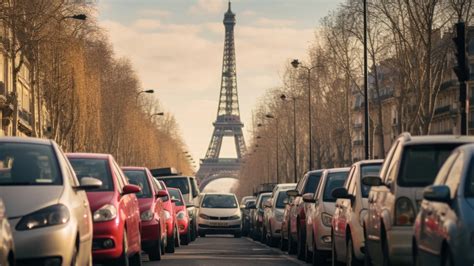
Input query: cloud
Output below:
<box><xmin>138</xmin><ymin>9</ymin><xmax>172</xmax><ymax>18</ymax></box>
<box><xmin>189</xmin><ymin>0</ymin><xmax>227</xmax><ymax>14</ymax></box>
<box><xmin>132</xmin><ymin>19</ymin><xmax>161</xmax><ymax>30</ymax></box>
<box><xmin>241</xmin><ymin>10</ymin><xmax>257</xmax><ymax>17</ymax></box>
<box><xmin>255</xmin><ymin>17</ymin><xmax>297</xmax><ymax>27</ymax></box>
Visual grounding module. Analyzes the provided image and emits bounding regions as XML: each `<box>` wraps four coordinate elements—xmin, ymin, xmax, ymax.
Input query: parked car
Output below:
<box><xmin>413</xmin><ymin>143</ymin><xmax>474</xmax><ymax>266</ymax></box>
<box><xmin>67</xmin><ymin>153</ymin><xmax>142</xmax><ymax>265</ymax></box>
<box><xmin>263</xmin><ymin>183</ymin><xmax>296</xmax><ymax>247</ymax></box>
<box><xmin>0</xmin><ymin>198</ymin><xmax>14</xmax><ymax>266</ymax></box>
<box><xmin>153</xmin><ymin>179</ymin><xmax>180</xmax><ymax>254</ymax></box>
<box><xmin>331</xmin><ymin>160</ymin><xmax>383</xmax><ymax>265</ymax></box>
<box><xmin>242</xmin><ymin>199</ymin><xmax>256</xmax><ymax>236</ymax></box>
<box><xmin>197</xmin><ymin>193</ymin><xmax>242</xmax><ymax>237</ymax></box>
<box><xmin>156</xmin><ymin>175</ymin><xmax>200</xmax><ymax>241</ymax></box>
<box><xmin>240</xmin><ymin>196</ymin><xmax>256</xmax><ymax>207</ymax></box>
<box><xmin>168</xmin><ymin>187</ymin><xmax>191</xmax><ymax>245</ymax></box>
<box><xmin>304</xmin><ymin>167</ymin><xmax>350</xmax><ymax>264</ymax></box>
<box><xmin>122</xmin><ymin>166</ymin><xmax>168</xmax><ymax>261</ymax></box>
<box><xmin>280</xmin><ymin>192</ymin><xmax>294</xmax><ymax>251</ymax></box>
<box><xmin>362</xmin><ymin>133</ymin><xmax>474</xmax><ymax>265</ymax></box>
<box><xmin>250</xmin><ymin>192</ymin><xmax>272</xmax><ymax>241</ymax></box>
<box><xmin>286</xmin><ymin>169</ymin><xmax>324</xmax><ymax>258</ymax></box>
<box><xmin>0</xmin><ymin>138</ymin><xmax>101</xmax><ymax>265</ymax></box>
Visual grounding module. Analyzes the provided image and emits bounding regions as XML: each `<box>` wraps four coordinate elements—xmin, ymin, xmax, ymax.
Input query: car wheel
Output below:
<box><xmin>234</xmin><ymin>231</ymin><xmax>242</xmax><ymax>238</ymax></box>
<box><xmin>148</xmin><ymin>228</ymin><xmax>162</xmax><ymax>261</ymax></box>
<box><xmin>175</xmin><ymin>225</ymin><xmax>181</xmax><ymax>248</ymax></box>
<box><xmin>312</xmin><ymin>233</ymin><xmax>326</xmax><ymax>266</ymax></box>
<box><xmin>260</xmin><ymin>226</ymin><xmax>266</xmax><ymax>243</ymax></box>
<box><xmin>297</xmin><ymin>225</ymin><xmax>306</xmax><ymax>260</ymax></box>
<box><xmin>166</xmin><ymin>228</ymin><xmax>176</xmax><ymax>253</ymax></box>
<box><xmin>190</xmin><ymin>220</ymin><xmax>197</xmax><ymax>241</ymax></box>
<box><xmin>115</xmin><ymin>229</ymin><xmax>129</xmax><ymax>266</ymax></box>
<box><xmin>381</xmin><ymin>230</ymin><xmax>391</xmax><ymax>266</ymax></box>
<box><xmin>199</xmin><ymin>231</ymin><xmax>206</xmax><ymax>237</ymax></box>
<box><xmin>181</xmin><ymin>227</ymin><xmax>191</xmax><ymax>245</ymax></box>
<box><xmin>442</xmin><ymin>245</ymin><xmax>453</xmax><ymax>266</ymax></box>
<box><xmin>346</xmin><ymin>236</ymin><xmax>362</xmax><ymax>266</ymax></box>
<box><xmin>288</xmin><ymin>224</ymin><xmax>296</xmax><ymax>255</ymax></box>
<box><xmin>129</xmin><ymin>252</ymin><xmax>142</xmax><ymax>266</ymax></box>
<box><xmin>280</xmin><ymin>231</ymin><xmax>288</xmax><ymax>251</ymax></box>
<box><xmin>304</xmin><ymin>232</ymin><xmax>312</xmax><ymax>263</ymax></box>
<box><xmin>363</xmin><ymin>226</ymin><xmax>372</xmax><ymax>266</ymax></box>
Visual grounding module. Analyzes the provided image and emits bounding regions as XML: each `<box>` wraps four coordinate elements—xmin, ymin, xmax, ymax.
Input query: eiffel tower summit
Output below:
<box><xmin>196</xmin><ymin>2</ymin><xmax>247</xmax><ymax>190</ymax></box>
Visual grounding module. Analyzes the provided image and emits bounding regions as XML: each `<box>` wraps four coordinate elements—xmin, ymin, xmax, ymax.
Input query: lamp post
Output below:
<box><xmin>291</xmin><ymin>59</ymin><xmax>318</xmax><ymax>171</ymax></box>
<box><xmin>363</xmin><ymin>0</ymin><xmax>370</xmax><ymax>159</ymax></box>
<box><xmin>150</xmin><ymin>112</ymin><xmax>164</xmax><ymax>119</ymax></box>
<box><xmin>281</xmin><ymin>94</ymin><xmax>298</xmax><ymax>183</ymax></box>
<box><xmin>136</xmin><ymin>89</ymin><xmax>154</xmax><ymax>104</ymax></box>
<box><xmin>265</xmin><ymin>114</ymin><xmax>279</xmax><ymax>184</ymax></box>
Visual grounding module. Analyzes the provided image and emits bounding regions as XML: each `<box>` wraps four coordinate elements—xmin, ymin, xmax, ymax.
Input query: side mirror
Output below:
<box><xmin>302</xmin><ymin>193</ymin><xmax>315</xmax><ymax>203</ymax></box>
<box><xmin>283</xmin><ymin>197</ymin><xmax>289</xmax><ymax>205</ymax></box>
<box><xmin>122</xmin><ymin>184</ymin><xmax>141</xmax><ymax>195</ymax></box>
<box><xmin>75</xmin><ymin>177</ymin><xmax>102</xmax><ymax>190</ymax></box>
<box><xmin>331</xmin><ymin>187</ymin><xmax>352</xmax><ymax>199</ymax></box>
<box><xmin>240</xmin><ymin>204</ymin><xmax>246</xmax><ymax>209</ymax></box>
<box><xmin>156</xmin><ymin>190</ymin><xmax>168</xmax><ymax>198</ymax></box>
<box><xmin>286</xmin><ymin>189</ymin><xmax>299</xmax><ymax>197</ymax></box>
<box><xmin>186</xmin><ymin>204</ymin><xmax>195</xmax><ymax>208</ymax></box>
<box><xmin>362</xmin><ymin>175</ymin><xmax>384</xmax><ymax>187</ymax></box>
<box><xmin>263</xmin><ymin>199</ymin><xmax>272</xmax><ymax>208</ymax></box>
<box><xmin>423</xmin><ymin>185</ymin><xmax>451</xmax><ymax>203</ymax></box>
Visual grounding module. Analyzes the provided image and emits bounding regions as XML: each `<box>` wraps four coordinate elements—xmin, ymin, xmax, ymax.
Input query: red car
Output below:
<box><xmin>67</xmin><ymin>153</ymin><xmax>142</xmax><ymax>265</ymax></box>
<box><xmin>154</xmin><ymin>179</ymin><xmax>180</xmax><ymax>253</ymax></box>
<box><xmin>122</xmin><ymin>167</ymin><xmax>169</xmax><ymax>261</ymax></box>
<box><xmin>168</xmin><ymin>188</ymin><xmax>191</xmax><ymax>245</ymax></box>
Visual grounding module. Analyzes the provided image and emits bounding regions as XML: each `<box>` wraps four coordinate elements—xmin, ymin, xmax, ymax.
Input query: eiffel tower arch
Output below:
<box><xmin>196</xmin><ymin>2</ymin><xmax>246</xmax><ymax>190</ymax></box>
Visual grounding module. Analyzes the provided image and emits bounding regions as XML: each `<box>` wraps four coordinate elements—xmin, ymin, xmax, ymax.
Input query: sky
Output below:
<box><xmin>97</xmin><ymin>0</ymin><xmax>344</xmax><ymax>166</ymax></box>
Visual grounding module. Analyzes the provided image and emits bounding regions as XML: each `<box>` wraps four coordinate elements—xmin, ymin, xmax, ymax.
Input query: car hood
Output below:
<box><xmin>199</xmin><ymin>207</ymin><xmax>239</xmax><ymax>217</ymax></box>
<box><xmin>0</xmin><ymin>186</ymin><xmax>63</xmax><ymax>218</ymax></box>
<box><xmin>86</xmin><ymin>191</ymin><xmax>115</xmax><ymax>212</ymax></box>
<box><xmin>322</xmin><ymin>201</ymin><xmax>336</xmax><ymax>215</ymax></box>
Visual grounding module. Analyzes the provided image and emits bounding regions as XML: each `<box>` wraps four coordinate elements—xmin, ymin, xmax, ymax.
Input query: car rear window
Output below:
<box><xmin>168</xmin><ymin>189</ymin><xmax>184</xmax><ymax>206</ymax></box>
<box><xmin>361</xmin><ymin>163</ymin><xmax>382</xmax><ymax>197</ymax></box>
<box><xmin>201</xmin><ymin>194</ymin><xmax>237</xmax><ymax>208</ymax></box>
<box><xmin>303</xmin><ymin>172</ymin><xmax>322</xmax><ymax>194</ymax></box>
<box><xmin>69</xmin><ymin>158</ymin><xmax>113</xmax><ymax>191</ymax></box>
<box><xmin>323</xmin><ymin>171</ymin><xmax>349</xmax><ymax>202</ymax></box>
<box><xmin>275</xmin><ymin>191</ymin><xmax>288</xmax><ymax>208</ymax></box>
<box><xmin>0</xmin><ymin>143</ymin><xmax>62</xmax><ymax>186</ymax></box>
<box><xmin>160</xmin><ymin>177</ymin><xmax>190</xmax><ymax>194</ymax></box>
<box><xmin>123</xmin><ymin>170</ymin><xmax>152</xmax><ymax>198</ymax></box>
<box><xmin>398</xmin><ymin>144</ymin><xmax>462</xmax><ymax>187</ymax></box>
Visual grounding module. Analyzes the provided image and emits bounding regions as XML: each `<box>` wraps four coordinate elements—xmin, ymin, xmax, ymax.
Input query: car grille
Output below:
<box><xmin>199</xmin><ymin>224</ymin><xmax>240</xmax><ymax>229</ymax></box>
<box><xmin>208</xmin><ymin>216</ymin><xmax>235</xmax><ymax>220</ymax></box>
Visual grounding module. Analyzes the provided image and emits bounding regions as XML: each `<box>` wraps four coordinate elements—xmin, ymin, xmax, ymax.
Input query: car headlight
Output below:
<box><xmin>16</xmin><ymin>204</ymin><xmax>70</xmax><ymax>231</ymax></box>
<box><xmin>93</xmin><ymin>204</ymin><xmax>117</xmax><ymax>222</ymax></box>
<box><xmin>177</xmin><ymin>211</ymin><xmax>186</xmax><ymax>220</ymax></box>
<box><xmin>199</xmin><ymin>213</ymin><xmax>210</xmax><ymax>219</ymax></box>
<box><xmin>164</xmin><ymin>210</ymin><xmax>172</xmax><ymax>220</ymax></box>
<box><xmin>229</xmin><ymin>215</ymin><xmax>240</xmax><ymax>220</ymax></box>
<box><xmin>321</xmin><ymin>212</ymin><xmax>332</xmax><ymax>227</ymax></box>
<box><xmin>141</xmin><ymin>210</ymin><xmax>154</xmax><ymax>221</ymax></box>
<box><xmin>187</xmin><ymin>206</ymin><xmax>195</xmax><ymax>218</ymax></box>
<box><xmin>275</xmin><ymin>212</ymin><xmax>284</xmax><ymax>222</ymax></box>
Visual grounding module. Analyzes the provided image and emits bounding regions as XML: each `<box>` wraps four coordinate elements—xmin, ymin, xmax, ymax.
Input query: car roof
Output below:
<box><xmin>353</xmin><ymin>159</ymin><xmax>384</xmax><ymax>165</ymax></box>
<box><xmin>403</xmin><ymin>135</ymin><xmax>474</xmax><ymax>146</ymax></box>
<box><xmin>326</xmin><ymin>167</ymin><xmax>351</xmax><ymax>173</ymax></box>
<box><xmin>0</xmin><ymin>137</ymin><xmax>53</xmax><ymax>145</ymax></box>
<box><xmin>276</xmin><ymin>183</ymin><xmax>297</xmax><ymax>187</ymax></box>
<box><xmin>122</xmin><ymin>166</ymin><xmax>147</xmax><ymax>171</ymax></box>
<box><xmin>306</xmin><ymin>169</ymin><xmax>325</xmax><ymax>175</ymax></box>
<box><xmin>158</xmin><ymin>175</ymin><xmax>193</xmax><ymax>179</ymax></box>
<box><xmin>66</xmin><ymin>152</ymin><xmax>111</xmax><ymax>159</ymax></box>
<box><xmin>204</xmin><ymin>192</ymin><xmax>236</xmax><ymax>196</ymax></box>
<box><xmin>258</xmin><ymin>192</ymin><xmax>272</xmax><ymax>197</ymax></box>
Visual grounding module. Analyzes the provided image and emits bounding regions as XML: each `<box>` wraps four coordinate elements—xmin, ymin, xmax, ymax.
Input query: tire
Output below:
<box><xmin>381</xmin><ymin>230</ymin><xmax>391</xmax><ymax>266</ymax></box>
<box><xmin>115</xmin><ymin>230</ymin><xmax>129</xmax><ymax>266</ymax></box>
<box><xmin>280</xmin><ymin>231</ymin><xmax>288</xmax><ymax>251</ymax></box>
<box><xmin>346</xmin><ymin>236</ymin><xmax>362</xmax><ymax>266</ymax></box>
<box><xmin>363</xmin><ymin>226</ymin><xmax>372</xmax><ymax>266</ymax></box>
<box><xmin>161</xmin><ymin>234</ymin><xmax>166</xmax><ymax>255</ymax></box>
<box><xmin>297</xmin><ymin>224</ymin><xmax>306</xmax><ymax>260</ymax></box>
<box><xmin>190</xmin><ymin>220</ymin><xmax>197</xmax><ymax>241</ymax></box>
<box><xmin>147</xmin><ymin>238</ymin><xmax>162</xmax><ymax>261</ymax></box>
<box><xmin>288</xmin><ymin>223</ymin><xmax>297</xmax><ymax>255</ymax></box>
<box><xmin>175</xmin><ymin>225</ymin><xmax>181</xmax><ymax>248</ymax></box>
<box><xmin>234</xmin><ymin>232</ymin><xmax>242</xmax><ymax>238</ymax></box>
<box><xmin>442</xmin><ymin>245</ymin><xmax>453</xmax><ymax>266</ymax></box>
<box><xmin>312</xmin><ymin>234</ymin><xmax>326</xmax><ymax>266</ymax></box>
<box><xmin>166</xmin><ymin>228</ymin><xmax>176</xmax><ymax>253</ymax></box>
<box><xmin>129</xmin><ymin>252</ymin><xmax>142</xmax><ymax>266</ymax></box>
<box><xmin>260</xmin><ymin>226</ymin><xmax>266</xmax><ymax>243</ymax></box>
<box><xmin>199</xmin><ymin>231</ymin><xmax>206</xmax><ymax>238</ymax></box>
<box><xmin>304</xmin><ymin>233</ymin><xmax>312</xmax><ymax>263</ymax></box>
<box><xmin>181</xmin><ymin>227</ymin><xmax>191</xmax><ymax>245</ymax></box>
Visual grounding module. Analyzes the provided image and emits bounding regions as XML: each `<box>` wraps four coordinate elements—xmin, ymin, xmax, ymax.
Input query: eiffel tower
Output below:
<box><xmin>196</xmin><ymin>2</ymin><xmax>246</xmax><ymax>190</ymax></box>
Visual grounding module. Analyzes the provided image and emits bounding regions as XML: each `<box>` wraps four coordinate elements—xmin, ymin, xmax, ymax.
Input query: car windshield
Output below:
<box><xmin>201</xmin><ymin>194</ymin><xmax>237</xmax><ymax>208</ymax></box>
<box><xmin>361</xmin><ymin>163</ymin><xmax>382</xmax><ymax>197</ymax></box>
<box><xmin>161</xmin><ymin>177</ymin><xmax>190</xmax><ymax>194</ymax></box>
<box><xmin>258</xmin><ymin>195</ymin><xmax>271</xmax><ymax>209</ymax></box>
<box><xmin>303</xmin><ymin>172</ymin><xmax>322</xmax><ymax>194</ymax></box>
<box><xmin>168</xmin><ymin>189</ymin><xmax>184</xmax><ymax>206</ymax></box>
<box><xmin>123</xmin><ymin>170</ymin><xmax>152</xmax><ymax>198</ymax></box>
<box><xmin>398</xmin><ymin>144</ymin><xmax>461</xmax><ymax>187</ymax></box>
<box><xmin>69</xmin><ymin>158</ymin><xmax>113</xmax><ymax>191</ymax></box>
<box><xmin>323</xmin><ymin>171</ymin><xmax>349</xmax><ymax>202</ymax></box>
<box><xmin>0</xmin><ymin>143</ymin><xmax>62</xmax><ymax>186</ymax></box>
<box><xmin>275</xmin><ymin>191</ymin><xmax>288</xmax><ymax>208</ymax></box>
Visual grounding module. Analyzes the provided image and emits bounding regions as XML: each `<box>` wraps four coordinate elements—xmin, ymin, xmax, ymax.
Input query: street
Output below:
<box><xmin>143</xmin><ymin>236</ymin><xmax>305</xmax><ymax>266</ymax></box>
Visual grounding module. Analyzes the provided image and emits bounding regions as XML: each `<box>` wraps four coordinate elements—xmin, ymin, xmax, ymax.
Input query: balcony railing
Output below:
<box><xmin>434</xmin><ymin>105</ymin><xmax>451</xmax><ymax>115</ymax></box>
<box><xmin>19</xmin><ymin>109</ymin><xmax>32</xmax><ymax>126</ymax></box>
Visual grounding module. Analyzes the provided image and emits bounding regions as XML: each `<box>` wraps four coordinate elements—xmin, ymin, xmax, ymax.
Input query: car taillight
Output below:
<box><xmin>395</xmin><ymin>197</ymin><xmax>415</xmax><ymax>226</ymax></box>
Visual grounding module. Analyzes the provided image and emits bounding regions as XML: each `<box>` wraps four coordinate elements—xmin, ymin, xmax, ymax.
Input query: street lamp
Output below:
<box><xmin>136</xmin><ymin>89</ymin><xmax>155</xmax><ymax>104</ymax></box>
<box><xmin>265</xmin><ymin>113</ymin><xmax>280</xmax><ymax>184</ymax></box>
<box><xmin>281</xmin><ymin>94</ymin><xmax>298</xmax><ymax>183</ymax></box>
<box><xmin>67</xmin><ymin>14</ymin><xmax>87</xmax><ymax>20</ymax></box>
<box><xmin>291</xmin><ymin>59</ymin><xmax>319</xmax><ymax>171</ymax></box>
<box><xmin>150</xmin><ymin>112</ymin><xmax>164</xmax><ymax>118</ymax></box>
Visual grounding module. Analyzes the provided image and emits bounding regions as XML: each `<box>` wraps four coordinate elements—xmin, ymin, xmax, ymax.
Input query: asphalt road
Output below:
<box><xmin>142</xmin><ymin>235</ymin><xmax>306</xmax><ymax>266</ymax></box>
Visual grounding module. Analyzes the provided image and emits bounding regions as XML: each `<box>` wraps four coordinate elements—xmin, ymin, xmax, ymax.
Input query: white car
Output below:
<box><xmin>0</xmin><ymin>197</ymin><xmax>14</xmax><ymax>266</ymax></box>
<box><xmin>197</xmin><ymin>193</ymin><xmax>242</xmax><ymax>237</ymax></box>
<box><xmin>0</xmin><ymin>137</ymin><xmax>102</xmax><ymax>266</ymax></box>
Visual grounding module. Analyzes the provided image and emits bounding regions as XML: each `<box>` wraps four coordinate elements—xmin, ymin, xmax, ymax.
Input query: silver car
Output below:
<box><xmin>263</xmin><ymin>183</ymin><xmax>296</xmax><ymax>246</ymax></box>
<box><xmin>0</xmin><ymin>197</ymin><xmax>14</xmax><ymax>266</ymax></box>
<box><xmin>331</xmin><ymin>160</ymin><xmax>383</xmax><ymax>265</ymax></box>
<box><xmin>197</xmin><ymin>193</ymin><xmax>242</xmax><ymax>237</ymax></box>
<box><xmin>0</xmin><ymin>137</ymin><xmax>101</xmax><ymax>266</ymax></box>
<box><xmin>413</xmin><ymin>144</ymin><xmax>474</xmax><ymax>265</ymax></box>
<box><xmin>304</xmin><ymin>167</ymin><xmax>350</xmax><ymax>264</ymax></box>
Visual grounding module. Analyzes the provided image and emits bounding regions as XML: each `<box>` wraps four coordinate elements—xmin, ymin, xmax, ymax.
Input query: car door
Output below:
<box><xmin>334</xmin><ymin>166</ymin><xmax>356</xmax><ymax>257</ymax></box>
<box><xmin>291</xmin><ymin>174</ymin><xmax>307</xmax><ymax>236</ymax></box>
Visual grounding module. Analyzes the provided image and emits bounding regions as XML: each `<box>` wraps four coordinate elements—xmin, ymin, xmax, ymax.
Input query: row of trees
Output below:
<box><xmin>237</xmin><ymin>0</ymin><xmax>473</xmax><ymax>196</ymax></box>
<box><xmin>1</xmin><ymin>0</ymin><xmax>192</xmax><ymax>173</ymax></box>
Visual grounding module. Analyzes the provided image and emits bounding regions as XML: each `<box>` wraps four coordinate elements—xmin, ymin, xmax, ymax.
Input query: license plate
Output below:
<box><xmin>211</xmin><ymin>222</ymin><xmax>227</xmax><ymax>227</ymax></box>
